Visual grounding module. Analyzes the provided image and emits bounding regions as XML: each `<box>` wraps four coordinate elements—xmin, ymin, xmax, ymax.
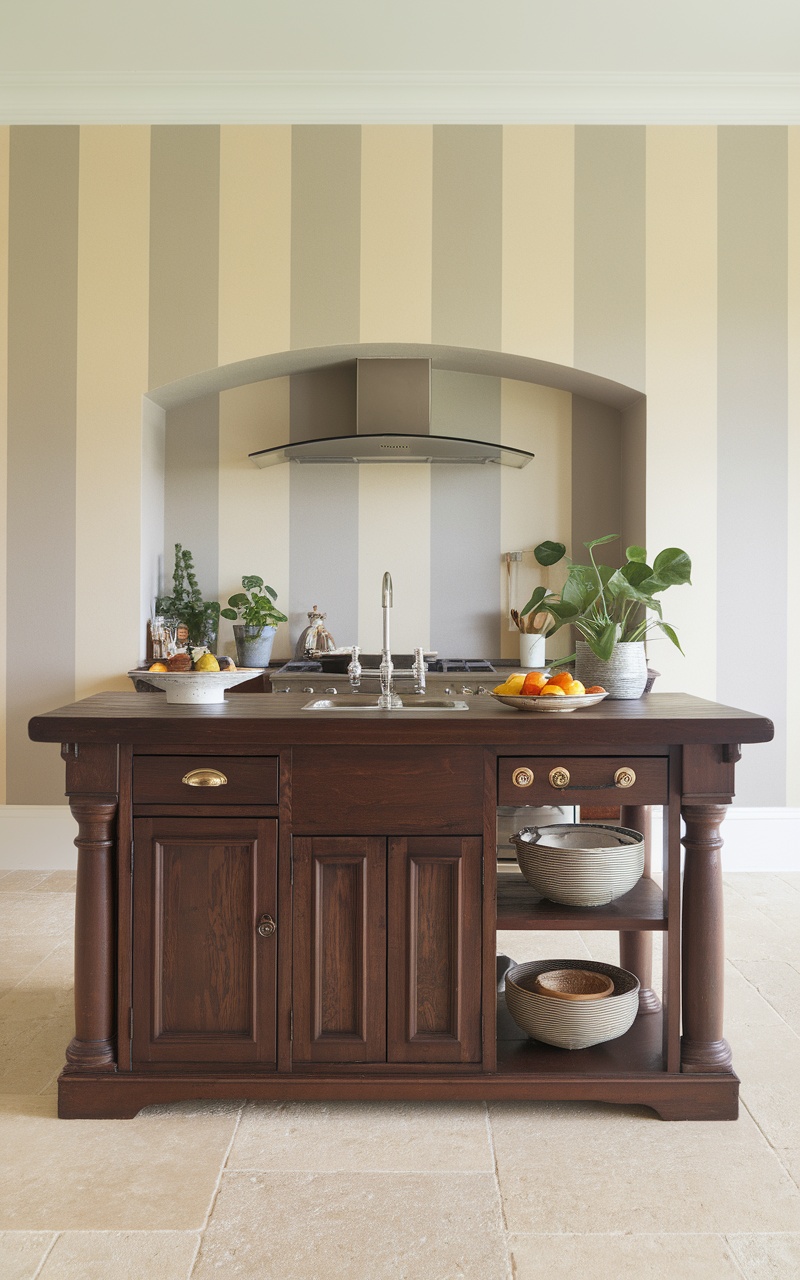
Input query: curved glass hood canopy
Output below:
<box><xmin>248</xmin><ymin>357</ymin><xmax>534</xmax><ymax>469</ymax></box>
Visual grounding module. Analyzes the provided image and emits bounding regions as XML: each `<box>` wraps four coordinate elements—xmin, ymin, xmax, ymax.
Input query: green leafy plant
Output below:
<box><xmin>220</xmin><ymin>576</ymin><xmax>288</xmax><ymax>632</ymax></box>
<box><xmin>520</xmin><ymin>535</ymin><xmax>692</xmax><ymax>662</ymax></box>
<box><xmin>156</xmin><ymin>544</ymin><xmax>221</xmax><ymax>649</ymax></box>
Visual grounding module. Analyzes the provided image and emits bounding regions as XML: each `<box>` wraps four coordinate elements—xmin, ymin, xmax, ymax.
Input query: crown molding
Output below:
<box><xmin>1</xmin><ymin>71</ymin><xmax>799</xmax><ymax>124</ymax></box>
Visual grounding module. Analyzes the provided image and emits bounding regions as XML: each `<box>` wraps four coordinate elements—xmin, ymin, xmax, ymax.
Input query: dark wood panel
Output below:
<box><xmin>286</xmin><ymin>746</ymin><xmax>483</xmax><ymax>833</ymax></box>
<box><xmin>132</xmin><ymin>818</ymin><xmax>277</xmax><ymax>1065</ymax></box>
<box><xmin>388</xmin><ymin>837</ymin><xmax>482</xmax><ymax>1064</ymax></box>
<box><xmin>498</xmin><ymin>755</ymin><xmax>668</xmax><ymax>807</ymax></box>
<box><xmin>133</xmin><ymin>755</ymin><xmax>278</xmax><ymax>805</ymax></box>
<box><xmin>292</xmin><ymin>836</ymin><xmax>386</xmax><ymax>1064</ymax></box>
<box><xmin>496</xmin><ymin>868</ymin><xmax>666</xmax><ymax>930</ymax></box>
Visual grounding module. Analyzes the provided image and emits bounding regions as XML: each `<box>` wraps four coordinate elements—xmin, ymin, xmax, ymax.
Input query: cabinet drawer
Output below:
<box><xmin>498</xmin><ymin>756</ymin><xmax>668</xmax><ymax>807</ymax></box>
<box><xmin>133</xmin><ymin>755</ymin><xmax>278</xmax><ymax>806</ymax></box>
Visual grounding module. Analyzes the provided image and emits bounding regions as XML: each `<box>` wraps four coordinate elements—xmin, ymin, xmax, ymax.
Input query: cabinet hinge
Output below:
<box><xmin>290</xmin><ymin>850</ymin><xmax>293</xmax><ymax>886</ymax></box>
<box><xmin>129</xmin><ymin>1007</ymin><xmax>134</xmax><ymax>1040</ymax></box>
<box><xmin>289</xmin><ymin>1009</ymin><xmax>293</xmax><ymax>1041</ymax></box>
<box><xmin>130</xmin><ymin>840</ymin><xmax>134</xmax><ymax>871</ymax></box>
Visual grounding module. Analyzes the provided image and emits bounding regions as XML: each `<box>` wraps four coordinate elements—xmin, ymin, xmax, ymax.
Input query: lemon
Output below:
<box><xmin>493</xmin><ymin>673</ymin><xmax>525</xmax><ymax>696</ymax></box>
<box><xmin>195</xmin><ymin>652</ymin><xmax>220</xmax><ymax>672</ymax></box>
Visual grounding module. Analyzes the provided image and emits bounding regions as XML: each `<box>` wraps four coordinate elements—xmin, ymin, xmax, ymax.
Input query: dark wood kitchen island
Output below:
<box><xmin>29</xmin><ymin>691</ymin><xmax>772</xmax><ymax>1120</ymax></box>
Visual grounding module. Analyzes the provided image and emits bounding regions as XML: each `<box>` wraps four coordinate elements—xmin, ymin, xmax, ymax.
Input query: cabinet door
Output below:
<box><xmin>132</xmin><ymin>818</ymin><xmax>277</xmax><ymax>1065</ymax></box>
<box><xmin>292</xmin><ymin>836</ymin><xmax>386</xmax><ymax>1064</ymax></box>
<box><xmin>388</xmin><ymin>837</ymin><xmax>482</xmax><ymax>1064</ymax></box>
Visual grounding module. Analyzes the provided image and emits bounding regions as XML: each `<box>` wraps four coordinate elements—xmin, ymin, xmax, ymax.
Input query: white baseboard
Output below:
<box><xmin>1</xmin><ymin>805</ymin><xmax>799</xmax><ymax>874</ymax></box>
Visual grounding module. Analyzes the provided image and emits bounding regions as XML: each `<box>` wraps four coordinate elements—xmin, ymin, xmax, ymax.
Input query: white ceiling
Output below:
<box><xmin>1</xmin><ymin>1</ymin><xmax>799</xmax><ymax>121</ymax></box>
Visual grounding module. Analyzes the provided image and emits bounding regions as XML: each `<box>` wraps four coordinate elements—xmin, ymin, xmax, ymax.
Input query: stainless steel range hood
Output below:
<box><xmin>248</xmin><ymin>358</ymin><xmax>534</xmax><ymax>469</ymax></box>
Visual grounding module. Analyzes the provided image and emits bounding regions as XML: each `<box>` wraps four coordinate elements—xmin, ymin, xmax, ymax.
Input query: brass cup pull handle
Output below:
<box><xmin>549</xmin><ymin>767</ymin><xmax>571</xmax><ymax>789</ymax></box>
<box><xmin>182</xmin><ymin>768</ymin><xmax>228</xmax><ymax>788</ymax></box>
<box><xmin>512</xmin><ymin>767</ymin><xmax>534</xmax><ymax>788</ymax></box>
<box><xmin>257</xmin><ymin>914</ymin><xmax>276</xmax><ymax>938</ymax></box>
<box><xmin>614</xmin><ymin>767</ymin><xmax>636</xmax><ymax>789</ymax></box>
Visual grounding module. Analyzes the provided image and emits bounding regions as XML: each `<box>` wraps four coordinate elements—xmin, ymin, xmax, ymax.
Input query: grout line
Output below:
<box><xmin>739</xmin><ymin>1095</ymin><xmax>800</xmax><ymax>1194</ymax></box>
<box><xmin>185</xmin><ymin>1232</ymin><xmax>203</xmax><ymax>1280</ymax></box>
<box><xmin>773</xmin><ymin>874</ymin><xmax>800</xmax><ymax>897</ymax></box>
<box><xmin>30</xmin><ymin>1231</ymin><xmax>60</xmax><ymax>1279</ymax></box>
<box><xmin>728</xmin><ymin>958</ymin><xmax>800</xmax><ymax>1044</ymax></box>
<box><xmin>484</xmin><ymin>1102</ymin><xmax>514</xmax><ymax>1280</ymax></box>
<box><xmin>188</xmin><ymin>1099</ymin><xmax>246</xmax><ymax>1277</ymax></box>
<box><xmin>723</xmin><ymin>1232</ymin><xmax>764</xmax><ymax>1279</ymax></box>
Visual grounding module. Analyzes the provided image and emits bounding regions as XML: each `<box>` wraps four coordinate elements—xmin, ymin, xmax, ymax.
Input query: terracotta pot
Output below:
<box><xmin>575</xmin><ymin>640</ymin><xmax>648</xmax><ymax>700</ymax></box>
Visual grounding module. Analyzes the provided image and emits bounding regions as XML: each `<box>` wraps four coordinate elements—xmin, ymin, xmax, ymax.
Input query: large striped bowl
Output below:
<box><xmin>505</xmin><ymin>958</ymin><xmax>640</xmax><ymax>1049</ymax></box>
<box><xmin>512</xmin><ymin>823</ymin><xmax>644</xmax><ymax>907</ymax></box>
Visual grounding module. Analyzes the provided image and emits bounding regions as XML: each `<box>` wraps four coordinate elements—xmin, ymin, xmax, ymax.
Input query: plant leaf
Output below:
<box><xmin>227</xmin><ymin>593</ymin><xmax>249</xmax><ymax>608</ymax></box>
<box><xmin>534</xmin><ymin>540</ymin><xmax>566</xmax><ymax>566</ymax></box>
<box><xmin>657</xmin><ymin>620</ymin><xmax>684</xmax><ymax>654</ymax></box>
<box><xmin>621</xmin><ymin>561</ymin><xmax>653</xmax><ymax>588</ymax></box>
<box><xmin>242</xmin><ymin>575</ymin><xmax>264</xmax><ymax>591</ymax></box>
<box><xmin>626</xmin><ymin>545</ymin><xmax>647</xmax><ymax>563</ymax></box>
<box><xmin>651</xmin><ymin>547</ymin><xmax>692</xmax><ymax>588</ymax></box>
<box><xmin>520</xmin><ymin>585</ymin><xmax>548</xmax><ymax>617</ymax></box>
<box><xmin>584</xmin><ymin>533</ymin><xmax>619</xmax><ymax>550</ymax></box>
<box><xmin>220</xmin><ymin>608</ymin><xmax>237</xmax><ymax>621</ymax></box>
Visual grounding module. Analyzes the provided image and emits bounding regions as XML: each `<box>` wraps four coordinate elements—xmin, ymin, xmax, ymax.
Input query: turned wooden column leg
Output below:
<box><xmin>64</xmin><ymin>796</ymin><xmax>118</xmax><ymax>1072</ymax></box>
<box><xmin>681</xmin><ymin>802</ymin><xmax>732</xmax><ymax>1073</ymax></box>
<box><xmin>619</xmin><ymin>805</ymin><xmax>660</xmax><ymax>1013</ymax></box>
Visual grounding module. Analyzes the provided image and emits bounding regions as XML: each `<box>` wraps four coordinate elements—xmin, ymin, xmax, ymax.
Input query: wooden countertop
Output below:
<box><xmin>28</xmin><ymin>690</ymin><xmax>774</xmax><ymax>750</ymax></box>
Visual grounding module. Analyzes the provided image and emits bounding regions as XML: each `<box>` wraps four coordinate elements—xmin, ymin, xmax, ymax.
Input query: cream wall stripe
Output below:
<box><xmin>289</xmin><ymin>127</ymin><xmax>361</xmax><ymax>650</ymax></box>
<box><xmin>7</xmin><ymin>127</ymin><xmax>79</xmax><ymax>804</ymax></box>
<box><xmin>218</xmin><ymin>126</ymin><xmax>292</xmax><ymax>366</ymax></box>
<box><xmin>645</xmin><ymin>127</ymin><xmax>717</xmax><ymax>701</ymax></box>
<box><xmin>76</xmin><ymin>126</ymin><xmax>150</xmax><ymax>694</ymax></box>
<box><xmin>786</xmin><ymin>126</ymin><xmax>800</xmax><ymax>806</ymax></box>
<box><xmin>574</xmin><ymin>127</ymin><xmax>646</xmax><ymax>392</ymax></box>
<box><xmin>431</xmin><ymin>126</ymin><xmax>503</xmax><ymax>658</ymax></box>
<box><xmin>501</xmin><ymin>126</ymin><xmax>574</xmax><ymax>367</ymax></box>
<box><xmin>0</xmin><ymin>128</ymin><xmax>8</xmax><ymax>803</ymax></box>
<box><xmin>718</xmin><ymin>127</ymin><xmax>788</xmax><ymax>807</ymax></box>
<box><xmin>359</xmin><ymin>126</ymin><xmax>433</xmax><ymax>344</ymax></box>
<box><xmin>150</xmin><ymin>126</ymin><xmax>220</xmax><ymax>598</ymax></box>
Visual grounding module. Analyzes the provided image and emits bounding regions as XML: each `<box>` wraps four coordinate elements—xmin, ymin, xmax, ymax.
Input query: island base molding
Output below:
<box><xmin>57</xmin><ymin>1068</ymin><xmax>739</xmax><ymax>1123</ymax></box>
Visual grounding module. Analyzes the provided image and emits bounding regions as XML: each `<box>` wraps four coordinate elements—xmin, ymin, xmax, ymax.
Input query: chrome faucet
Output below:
<box><xmin>346</xmin><ymin>572</ymin><xmax>427</xmax><ymax>707</ymax></box>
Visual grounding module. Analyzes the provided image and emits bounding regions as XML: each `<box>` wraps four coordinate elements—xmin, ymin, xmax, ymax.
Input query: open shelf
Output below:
<box><xmin>496</xmin><ymin>992</ymin><xmax>666</xmax><ymax>1076</ymax></box>
<box><xmin>496</xmin><ymin>866</ymin><xmax>666</xmax><ymax>931</ymax></box>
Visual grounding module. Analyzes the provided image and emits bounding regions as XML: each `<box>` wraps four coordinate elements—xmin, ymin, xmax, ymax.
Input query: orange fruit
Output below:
<box><xmin>540</xmin><ymin>684</ymin><xmax>566</xmax><ymax>696</ymax></box>
<box><xmin>563</xmin><ymin>680</ymin><xmax>585</xmax><ymax>696</ymax></box>
<box><xmin>521</xmin><ymin>671</ymin><xmax>548</xmax><ymax>695</ymax></box>
<box><xmin>548</xmin><ymin>671</ymin><xmax>575</xmax><ymax>691</ymax></box>
<box><xmin>584</xmin><ymin>685</ymin><xmax>606</xmax><ymax>695</ymax></box>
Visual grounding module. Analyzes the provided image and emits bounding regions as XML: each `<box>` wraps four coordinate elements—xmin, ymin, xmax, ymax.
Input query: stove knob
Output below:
<box><xmin>444</xmin><ymin>685</ymin><xmax>454</xmax><ymax>695</ymax></box>
<box><xmin>302</xmin><ymin>686</ymin><xmax>315</xmax><ymax>694</ymax></box>
<box><xmin>459</xmin><ymin>685</ymin><xmax>472</xmax><ymax>695</ymax></box>
<box><xmin>476</xmin><ymin>685</ymin><xmax>488</xmax><ymax>695</ymax></box>
<box><xmin>276</xmin><ymin>687</ymin><xmax>292</xmax><ymax>694</ymax></box>
<box><xmin>324</xmin><ymin>687</ymin><xmax>338</xmax><ymax>694</ymax></box>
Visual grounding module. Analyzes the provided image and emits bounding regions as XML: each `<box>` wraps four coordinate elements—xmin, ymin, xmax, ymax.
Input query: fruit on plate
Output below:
<box><xmin>493</xmin><ymin>673</ymin><xmax>526</xmax><ymax>695</ymax></box>
<box><xmin>195</xmin><ymin>652</ymin><xmax>220</xmax><ymax>672</ymax></box>
<box><xmin>584</xmin><ymin>684</ymin><xmax>607</xmax><ymax>695</ymax></box>
<box><xmin>167</xmin><ymin>652</ymin><xmax>192</xmax><ymax>672</ymax></box>
<box><xmin>521</xmin><ymin>671</ymin><xmax>548</xmax><ymax>696</ymax></box>
<box><xmin>540</xmin><ymin>684</ymin><xmax>566</xmax><ymax>696</ymax></box>
<box><xmin>547</xmin><ymin>670</ymin><xmax>575</xmax><ymax>691</ymax></box>
<box><xmin>148</xmin><ymin>661</ymin><xmax>168</xmax><ymax>672</ymax></box>
<box><xmin>563</xmin><ymin>679</ymin><xmax>586</xmax><ymax>696</ymax></box>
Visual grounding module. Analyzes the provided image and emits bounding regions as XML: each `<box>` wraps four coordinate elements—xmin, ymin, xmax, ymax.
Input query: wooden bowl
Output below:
<box><xmin>532</xmin><ymin>968</ymin><xmax>615</xmax><ymax>1001</ymax></box>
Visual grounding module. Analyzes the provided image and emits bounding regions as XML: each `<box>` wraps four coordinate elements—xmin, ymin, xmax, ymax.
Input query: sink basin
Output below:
<box><xmin>302</xmin><ymin>695</ymin><xmax>470</xmax><ymax>712</ymax></box>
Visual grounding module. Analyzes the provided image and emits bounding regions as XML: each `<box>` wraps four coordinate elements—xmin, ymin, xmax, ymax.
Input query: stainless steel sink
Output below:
<box><xmin>302</xmin><ymin>695</ymin><xmax>470</xmax><ymax>712</ymax></box>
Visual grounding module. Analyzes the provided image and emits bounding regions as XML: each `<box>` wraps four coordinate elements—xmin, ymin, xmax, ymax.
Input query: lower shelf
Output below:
<box><xmin>496</xmin><ymin>992</ymin><xmax>665</xmax><ymax>1076</ymax></box>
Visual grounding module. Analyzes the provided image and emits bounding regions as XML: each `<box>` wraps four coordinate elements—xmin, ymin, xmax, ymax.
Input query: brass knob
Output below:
<box><xmin>257</xmin><ymin>914</ymin><xmax>276</xmax><ymax>938</ymax></box>
<box><xmin>182</xmin><ymin>768</ymin><xmax>228</xmax><ymax>788</ymax></box>
<box><xmin>614</xmin><ymin>767</ymin><xmax>636</xmax><ymax>789</ymax></box>
<box><xmin>549</xmin><ymin>767</ymin><xmax>571</xmax><ymax>789</ymax></box>
<box><xmin>511</xmin><ymin>767</ymin><xmax>534</xmax><ymax>788</ymax></box>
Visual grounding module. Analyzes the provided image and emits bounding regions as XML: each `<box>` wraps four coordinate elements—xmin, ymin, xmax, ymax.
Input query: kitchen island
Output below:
<box><xmin>29</xmin><ymin>691</ymin><xmax>772</xmax><ymax>1120</ymax></box>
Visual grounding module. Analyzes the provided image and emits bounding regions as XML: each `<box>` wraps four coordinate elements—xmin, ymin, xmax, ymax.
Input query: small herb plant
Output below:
<box><xmin>221</xmin><ymin>576</ymin><xmax>288</xmax><ymax>632</ymax></box>
<box><xmin>156</xmin><ymin>544</ymin><xmax>221</xmax><ymax>649</ymax></box>
<box><xmin>520</xmin><ymin>535</ymin><xmax>692</xmax><ymax>661</ymax></box>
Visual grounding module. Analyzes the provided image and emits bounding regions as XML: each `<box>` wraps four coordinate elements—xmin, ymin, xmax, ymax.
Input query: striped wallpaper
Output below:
<box><xmin>1</xmin><ymin>125</ymin><xmax>798</xmax><ymax>809</ymax></box>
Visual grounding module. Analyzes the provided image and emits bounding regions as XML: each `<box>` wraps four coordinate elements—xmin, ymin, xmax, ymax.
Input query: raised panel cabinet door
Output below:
<box><xmin>132</xmin><ymin>818</ymin><xmax>277</xmax><ymax>1065</ymax></box>
<box><xmin>292</xmin><ymin>836</ymin><xmax>386</xmax><ymax>1064</ymax></box>
<box><xmin>387</xmin><ymin>836</ymin><xmax>482</xmax><ymax>1064</ymax></box>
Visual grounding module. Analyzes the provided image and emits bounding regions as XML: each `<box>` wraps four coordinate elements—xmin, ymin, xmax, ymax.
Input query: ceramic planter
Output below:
<box><xmin>233</xmin><ymin>624</ymin><xmax>277</xmax><ymax>668</ymax></box>
<box><xmin>575</xmin><ymin>639</ymin><xmax>648</xmax><ymax>700</ymax></box>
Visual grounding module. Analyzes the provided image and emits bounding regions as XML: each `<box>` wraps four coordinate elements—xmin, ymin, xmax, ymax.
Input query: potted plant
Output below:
<box><xmin>156</xmin><ymin>544</ymin><xmax>221</xmax><ymax>652</ymax></box>
<box><xmin>524</xmin><ymin>535</ymin><xmax>692</xmax><ymax>698</ymax></box>
<box><xmin>221</xmin><ymin>576</ymin><xmax>288</xmax><ymax>668</ymax></box>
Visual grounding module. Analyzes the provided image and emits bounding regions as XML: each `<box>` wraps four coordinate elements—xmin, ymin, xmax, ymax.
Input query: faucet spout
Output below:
<box><xmin>382</xmin><ymin>572</ymin><xmax>393</xmax><ymax>608</ymax></box>
<box><xmin>378</xmin><ymin>571</ymin><xmax>402</xmax><ymax>709</ymax></box>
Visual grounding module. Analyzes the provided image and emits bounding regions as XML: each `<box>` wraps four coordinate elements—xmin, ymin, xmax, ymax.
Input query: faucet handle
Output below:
<box><xmin>348</xmin><ymin>645</ymin><xmax>362</xmax><ymax>689</ymax></box>
<box><xmin>412</xmin><ymin>647</ymin><xmax>426</xmax><ymax>694</ymax></box>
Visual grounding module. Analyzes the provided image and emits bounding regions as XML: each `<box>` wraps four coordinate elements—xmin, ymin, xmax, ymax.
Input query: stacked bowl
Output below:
<box><xmin>511</xmin><ymin>823</ymin><xmax>644</xmax><ymax>907</ymax></box>
<box><xmin>505</xmin><ymin>958</ymin><xmax>640</xmax><ymax>1049</ymax></box>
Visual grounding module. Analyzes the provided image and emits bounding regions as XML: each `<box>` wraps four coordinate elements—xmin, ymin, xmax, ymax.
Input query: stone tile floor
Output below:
<box><xmin>0</xmin><ymin>868</ymin><xmax>799</xmax><ymax>1278</ymax></box>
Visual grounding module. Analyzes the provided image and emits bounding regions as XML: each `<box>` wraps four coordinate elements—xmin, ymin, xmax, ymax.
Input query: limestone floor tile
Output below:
<box><xmin>0</xmin><ymin>1095</ymin><xmax>240</xmax><ymax>1230</ymax></box>
<box><xmin>32</xmin><ymin>872</ymin><xmax>77</xmax><ymax>892</ymax></box>
<box><xmin>228</xmin><ymin>1101</ymin><xmax>493</xmax><ymax>1173</ymax></box>
<box><xmin>0</xmin><ymin>942</ymin><xmax>74</xmax><ymax>1021</ymax></box>
<box><xmin>722</xmin><ymin>885</ymin><xmax>795</xmax><ymax>964</ymax></box>
<box><xmin>497</xmin><ymin>930</ymin><xmax>590</xmax><ymax>966</ymax></box>
<box><xmin>509</xmin><ymin>1232</ymin><xmax>744</xmax><ymax>1279</ymax></box>
<box><xmin>0</xmin><ymin>872</ymin><xmax>51</xmax><ymax>891</ymax></box>
<box><xmin>732</xmin><ymin>958</ymin><xmax>800</xmax><ymax>1037</ymax></box>
<box><xmin>0</xmin><ymin>1008</ymin><xmax>73</xmax><ymax>1094</ymax></box>
<box><xmin>0</xmin><ymin>938</ymin><xmax>67</xmax><ymax>987</ymax></box>
<box><xmin>0</xmin><ymin>892</ymin><xmax>76</xmax><ymax>940</ymax></box>
<box><xmin>38</xmin><ymin>1230</ymin><xmax>200</xmax><ymax>1279</ymax></box>
<box><xmin>192</xmin><ymin>1170</ymin><xmax>508</xmax><ymax>1280</ymax></box>
<box><xmin>0</xmin><ymin>1232</ymin><xmax>55</xmax><ymax>1280</ymax></box>
<box><xmin>727</xmin><ymin>1232</ymin><xmax>800</xmax><ymax>1278</ymax></box>
<box><xmin>725</xmin><ymin>964</ymin><xmax>800</xmax><ymax>1158</ymax></box>
<box><xmin>489</xmin><ymin>1102</ymin><xmax>800</xmax><ymax>1235</ymax></box>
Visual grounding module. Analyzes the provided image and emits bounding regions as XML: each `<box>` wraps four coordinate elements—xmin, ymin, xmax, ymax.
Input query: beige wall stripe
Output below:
<box><xmin>7</xmin><ymin>127</ymin><xmax>79</xmax><ymax>804</ymax></box>
<box><xmin>501</xmin><ymin>126</ymin><xmax>574</xmax><ymax>367</ymax></box>
<box><xmin>359</xmin><ymin>125</ymin><xmax>433</xmax><ymax>344</ymax></box>
<box><xmin>76</xmin><ymin>126</ymin><xmax>150</xmax><ymax>698</ymax></box>
<box><xmin>0</xmin><ymin>128</ymin><xmax>8</xmax><ymax>803</ymax></box>
<box><xmin>218</xmin><ymin>126</ymin><xmax>292</xmax><ymax>367</ymax></box>
<box><xmin>787</xmin><ymin>126</ymin><xmax>800</xmax><ymax>805</ymax></box>
<box><xmin>357</xmin><ymin>465</ymin><xmax>431</xmax><ymax>652</ymax></box>
<box><xmin>645</xmin><ymin>127</ymin><xmax>717</xmax><ymax>700</ymax></box>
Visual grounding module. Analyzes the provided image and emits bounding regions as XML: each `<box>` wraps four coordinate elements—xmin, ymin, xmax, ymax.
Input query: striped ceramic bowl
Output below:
<box><xmin>512</xmin><ymin>823</ymin><xmax>645</xmax><ymax>907</ymax></box>
<box><xmin>505</xmin><ymin>958</ymin><xmax>640</xmax><ymax>1049</ymax></box>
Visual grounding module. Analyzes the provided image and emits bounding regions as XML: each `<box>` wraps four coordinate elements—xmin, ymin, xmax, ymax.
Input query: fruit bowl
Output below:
<box><xmin>490</xmin><ymin>690</ymin><xmax>608</xmax><ymax>713</ymax></box>
<box><xmin>127</xmin><ymin>668</ymin><xmax>264</xmax><ymax>704</ymax></box>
